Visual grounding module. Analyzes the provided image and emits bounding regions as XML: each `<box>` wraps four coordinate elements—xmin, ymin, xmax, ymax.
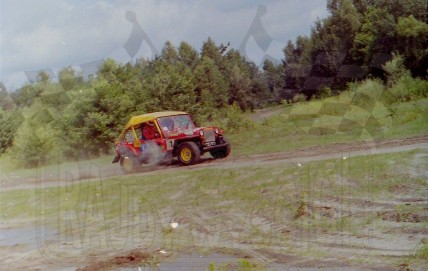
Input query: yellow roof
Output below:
<box><xmin>124</xmin><ymin>111</ymin><xmax>187</xmax><ymax>129</ymax></box>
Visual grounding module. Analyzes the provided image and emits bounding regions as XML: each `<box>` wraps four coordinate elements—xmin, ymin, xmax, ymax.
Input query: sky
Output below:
<box><xmin>0</xmin><ymin>0</ymin><xmax>329</xmax><ymax>90</ymax></box>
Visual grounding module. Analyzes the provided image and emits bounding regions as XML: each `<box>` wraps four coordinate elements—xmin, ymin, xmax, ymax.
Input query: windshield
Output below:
<box><xmin>157</xmin><ymin>115</ymin><xmax>195</xmax><ymax>133</ymax></box>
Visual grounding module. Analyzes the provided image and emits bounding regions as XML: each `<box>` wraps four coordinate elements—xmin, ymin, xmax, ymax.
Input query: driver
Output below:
<box><xmin>141</xmin><ymin>122</ymin><xmax>157</xmax><ymax>140</ymax></box>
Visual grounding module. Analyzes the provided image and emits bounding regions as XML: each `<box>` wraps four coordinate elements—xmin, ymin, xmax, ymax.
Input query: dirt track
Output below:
<box><xmin>1</xmin><ymin>135</ymin><xmax>427</xmax><ymax>271</ymax></box>
<box><xmin>2</xmin><ymin>134</ymin><xmax>427</xmax><ymax>191</ymax></box>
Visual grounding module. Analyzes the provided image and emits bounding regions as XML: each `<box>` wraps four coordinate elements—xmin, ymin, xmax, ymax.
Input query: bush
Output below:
<box><xmin>315</xmin><ymin>87</ymin><xmax>333</xmax><ymax>99</ymax></box>
<box><xmin>0</xmin><ymin>111</ymin><xmax>23</xmax><ymax>154</ymax></box>
<box><xmin>225</xmin><ymin>103</ymin><xmax>254</xmax><ymax>132</ymax></box>
<box><xmin>351</xmin><ymin>79</ymin><xmax>384</xmax><ymax>109</ymax></box>
<box><xmin>382</xmin><ymin>54</ymin><xmax>410</xmax><ymax>86</ymax></box>
<box><xmin>9</xmin><ymin>122</ymin><xmax>63</xmax><ymax>167</ymax></box>
<box><xmin>386</xmin><ymin>76</ymin><xmax>428</xmax><ymax>103</ymax></box>
<box><xmin>292</xmin><ymin>93</ymin><xmax>307</xmax><ymax>103</ymax></box>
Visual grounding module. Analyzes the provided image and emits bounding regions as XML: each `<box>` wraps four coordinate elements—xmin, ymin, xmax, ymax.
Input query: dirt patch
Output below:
<box><xmin>1</xmin><ymin>135</ymin><xmax>427</xmax><ymax>192</ymax></box>
<box><xmin>294</xmin><ymin>200</ymin><xmax>314</xmax><ymax>219</ymax></box>
<box><xmin>378</xmin><ymin>211</ymin><xmax>427</xmax><ymax>223</ymax></box>
<box><xmin>249</xmin><ymin>107</ymin><xmax>285</xmax><ymax>122</ymax></box>
<box><xmin>254</xmin><ymin>248</ymin><xmax>302</xmax><ymax>264</ymax></box>
<box><xmin>76</xmin><ymin>249</ymin><xmax>151</xmax><ymax>271</ymax></box>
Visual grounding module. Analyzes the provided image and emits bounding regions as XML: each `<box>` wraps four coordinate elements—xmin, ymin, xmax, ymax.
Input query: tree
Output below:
<box><xmin>193</xmin><ymin>56</ymin><xmax>228</xmax><ymax>109</ymax></box>
<box><xmin>329</xmin><ymin>0</ymin><xmax>361</xmax><ymax>54</ymax></box>
<box><xmin>38</xmin><ymin>71</ymin><xmax>51</xmax><ymax>84</ymax></box>
<box><xmin>0</xmin><ymin>83</ymin><xmax>15</xmax><ymax>111</ymax></box>
<box><xmin>262</xmin><ymin>59</ymin><xmax>283</xmax><ymax>103</ymax></box>
<box><xmin>352</xmin><ymin>7</ymin><xmax>396</xmax><ymax>77</ymax></box>
<box><xmin>160</xmin><ymin>41</ymin><xmax>179</xmax><ymax>64</ymax></box>
<box><xmin>352</xmin><ymin>0</ymin><xmax>427</xmax><ymax>21</ymax></box>
<box><xmin>0</xmin><ymin>110</ymin><xmax>23</xmax><ymax>154</ymax></box>
<box><xmin>250</xmin><ymin>65</ymin><xmax>272</xmax><ymax>107</ymax></box>
<box><xmin>56</xmin><ymin>59</ymin><xmax>147</xmax><ymax>158</ymax></box>
<box><xmin>59</xmin><ymin>66</ymin><xmax>83</xmax><ymax>91</ymax></box>
<box><xmin>178</xmin><ymin>41</ymin><xmax>200</xmax><ymax>69</ymax></box>
<box><xmin>395</xmin><ymin>15</ymin><xmax>428</xmax><ymax>77</ymax></box>
<box><xmin>201</xmin><ymin>37</ymin><xmax>227</xmax><ymax>72</ymax></box>
<box><xmin>382</xmin><ymin>54</ymin><xmax>410</xmax><ymax>86</ymax></box>
<box><xmin>56</xmin><ymin>88</ymin><xmax>97</xmax><ymax>158</ymax></box>
<box><xmin>283</xmin><ymin>36</ymin><xmax>313</xmax><ymax>97</ymax></box>
<box><xmin>310</xmin><ymin>0</ymin><xmax>361</xmax><ymax>90</ymax></box>
<box><xmin>11</xmin><ymin>121</ymin><xmax>61</xmax><ymax>167</ymax></box>
<box><xmin>228</xmin><ymin>64</ymin><xmax>253</xmax><ymax>110</ymax></box>
<box><xmin>351</xmin><ymin>0</ymin><xmax>427</xmax><ymax>78</ymax></box>
<box><xmin>143</xmin><ymin>62</ymin><xmax>199</xmax><ymax>116</ymax></box>
<box><xmin>11</xmin><ymin>84</ymin><xmax>43</xmax><ymax>107</ymax></box>
<box><xmin>373</xmin><ymin>0</ymin><xmax>426</xmax><ymax>22</ymax></box>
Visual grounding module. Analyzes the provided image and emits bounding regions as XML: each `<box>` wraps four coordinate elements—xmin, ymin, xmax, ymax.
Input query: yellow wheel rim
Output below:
<box><xmin>180</xmin><ymin>147</ymin><xmax>192</xmax><ymax>162</ymax></box>
<box><xmin>122</xmin><ymin>157</ymin><xmax>134</xmax><ymax>171</ymax></box>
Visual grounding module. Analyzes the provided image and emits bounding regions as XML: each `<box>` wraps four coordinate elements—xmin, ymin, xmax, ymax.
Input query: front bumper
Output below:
<box><xmin>202</xmin><ymin>142</ymin><xmax>229</xmax><ymax>153</ymax></box>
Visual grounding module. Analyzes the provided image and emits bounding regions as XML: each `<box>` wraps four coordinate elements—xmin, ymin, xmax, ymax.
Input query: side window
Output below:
<box><xmin>124</xmin><ymin>130</ymin><xmax>134</xmax><ymax>142</ymax></box>
<box><xmin>159</xmin><ymin>117</ymin><xmax>174</xmax><ymax>131</ymax></box>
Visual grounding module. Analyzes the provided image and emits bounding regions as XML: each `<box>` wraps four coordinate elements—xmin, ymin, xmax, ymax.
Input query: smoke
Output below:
<box><xmin>144</xmin><ymin>142</ymin><xmax>169</xmax><ymax>166</ymax></box>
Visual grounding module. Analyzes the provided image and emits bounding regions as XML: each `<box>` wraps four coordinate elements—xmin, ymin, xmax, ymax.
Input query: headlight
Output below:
<box><xmin>199</xmin><ymin>130</ymin><xmax>204</xmax><ymax>136</ymax></box>
<box><xmin>214</xmin><ymin>128</ymin><xmax>219</xmax><ymax>134</ymax></box>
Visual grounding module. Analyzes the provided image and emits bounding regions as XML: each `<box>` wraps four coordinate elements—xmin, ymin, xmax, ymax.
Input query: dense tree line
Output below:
<box><xmin>0</xmin><ymin>0</ymin><xmax>426</xmax><ymax>166</ymax></box>
<box><xmin>0</xmin><ymin>38</ymin><xmax>275</xmax><ymax>164</ymax></box>
<box><xmin>282</xmin><ymin>0</ymin><xmax>427</xmax><ymax>98</ymax></box>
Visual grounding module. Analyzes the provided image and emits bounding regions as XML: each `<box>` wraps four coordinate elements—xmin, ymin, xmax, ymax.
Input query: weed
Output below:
<box><xmin>292</xmin><ymin>93</ymin><xmax>307</xmax><ymax>103</ymax></box>
<box><xmin>294</xmin><ymin>200</ymin><xmax>312</xmax><ymax>220</ymax></box>
<box><xmin>237</xmin><ymin>259</ymin><xmax>253</xmax><ymax>271</ymax></box>
<box><xmin>413</xmin><ymin>241</ymin><xmax>428</xmax><ymax>260</ymax></box>
<box><xmin>208</xmin><ymin>261</ymin><xmax>216</xmax><ymax>271</ymax></box>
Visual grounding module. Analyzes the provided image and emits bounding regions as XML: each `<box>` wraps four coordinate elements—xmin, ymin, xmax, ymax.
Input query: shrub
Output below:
<box><xmin>382</xmin><ymin>54</ymin><xmax>410</xmax><ymax>86</ymax></box>
<box><xmin>316</xmin><ymin>87</ymin><xmax>333</xmax><ymax>99</ymax></box>
<box><xmin>351</xmin><ymin>79</ymin><xmax>384</xmax><ymax>109</ymax></box>
<box><xmin>386</xmin><ymin>76</ymin><xmax>428</xmax><ymax>103</ymax></box>
<box><xmin>9</xmin><ymin>121</ymin><xmax>63</xmax><ymax>167</ymax></box>
<box><xmin>225</xmin><ymin>103</ymin><xmax>254</xmax><ymax>132</ymax></box>
<box><xmin>292</xmin><ymin>93</ymin><xmax>307</xmax><ymax>103</ymax></box>
<box><xmin>237</xmin><ymin>259</ymin><xmax>253</xmax><ymax>271</ymax></box>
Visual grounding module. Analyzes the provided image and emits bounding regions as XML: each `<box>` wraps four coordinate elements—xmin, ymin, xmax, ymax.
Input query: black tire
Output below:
<box><xmin>210</xmin><ymin>137</ymin><xmax>231</xmax><ymax>159</ymax></box>
<box><xmin>177</xmin><ymin>141</ymin><xmax>200</xmax><ymax>165</ymax></box>
<box><xmin>120</xmin><ymin>152</ymin><xmax>140</xmax><ymax>174</ymax></box>
<box><xmin>159</xmin><ymin>152</ymin><xmax>173</xmax><ymax>165</ymax></box>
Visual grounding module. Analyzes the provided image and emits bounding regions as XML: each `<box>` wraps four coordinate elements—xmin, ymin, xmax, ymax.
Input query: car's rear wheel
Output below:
<box><xmin>210</xmin><ymin>137</ymin><xmax>231</xmax><ymax>159</ymax></box>
<box><xmin>120</xmin><ymin>152</ymin><xmax>140</xmax><ymax>174</ymax></box>
<box><xmin>159</xmin><ymin>152</ymin><xmax>173</xmax><ymax>165</ymax></box>
<box><xmin>177</xmin><ymin>142</ymin><xmax>200</xmax><ymax>165</ymax></box>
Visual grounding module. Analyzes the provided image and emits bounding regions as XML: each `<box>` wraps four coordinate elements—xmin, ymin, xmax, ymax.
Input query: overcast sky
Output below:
<box><xmin>0</xmin><ymin>0</ymin><xmax>329</xmax><ymax>90</ymax></box>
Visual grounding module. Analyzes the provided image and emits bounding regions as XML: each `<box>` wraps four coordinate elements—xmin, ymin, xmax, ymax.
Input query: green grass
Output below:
<box><xmin>229</xmin><ymin>95</ymin><xmax>428</xmax><ymax>156</ymax></box>
<box><xmin>414</xmin><ymin>242</ymin><xmax>428</xmax><ymax>260</ymax></box>
<box><xmin>0</xmin><ymin>153</ymin><xmax>114</xmax><ymax>177</ymax></box>
<box><xmin>1</xmin><ymin>150</ymin><xmax>425</xmax><ymax>231</ymax></box>
<box><xmin>1</xmin><ymin>149</ymin><xmax>426</xmax><ymax>270</ymax></box>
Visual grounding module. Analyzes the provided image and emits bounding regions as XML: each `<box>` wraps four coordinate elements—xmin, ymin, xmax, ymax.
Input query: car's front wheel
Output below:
<box><xmin>177</xmin><ymin>142</ymin><xmax>200</xmax><ymax>165</ymax></box>
<box><xmin>210</xmin><ymin>137</ymin><xmax>231</xmax><ymax>159</ymax></box>
<box><xmin>120</xmin><ymin>152</ymin><xmax>140</xmax><ymax>174</ymax></box>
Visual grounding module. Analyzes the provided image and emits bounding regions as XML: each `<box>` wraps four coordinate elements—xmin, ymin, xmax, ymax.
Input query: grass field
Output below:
<box><xmin>1</xmin><ymin>84</ymin><xmax>427</xmax><ymax>270</ymax></box>
<box><xmin>229</xmin><ymin>96</ymin><xmax>428</xmax><ymax>155</ymax></box>
<box><xmin>1</xmin><ymin>148</ymin><xmax>427</xmax><ymax>270</ymax></box>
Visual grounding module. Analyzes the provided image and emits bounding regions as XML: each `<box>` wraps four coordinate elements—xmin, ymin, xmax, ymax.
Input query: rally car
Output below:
<box><xmin>112</xmin><ymin>111</ymin><xmax>231</xmax><ymax>173</ymax></box>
